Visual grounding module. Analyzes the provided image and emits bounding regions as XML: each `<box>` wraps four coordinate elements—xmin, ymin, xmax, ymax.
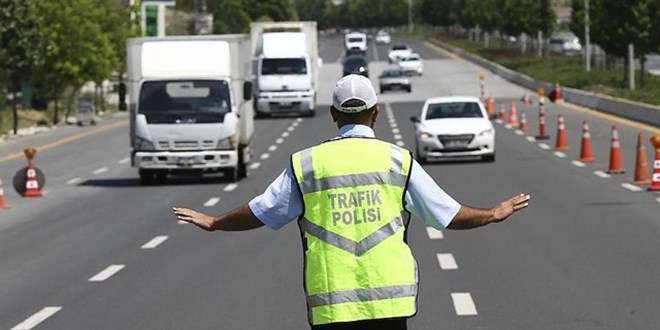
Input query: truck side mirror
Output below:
<box><xmin>118</xmin><ymin>82</ymin><xmax>127</xmax><ymax>111</ymax></box>
<box><xmin>243</xmin><ymin>81</ymin><xmax>253</xmax><ymax>101</ymax></box>
<box><xmin>410</xmin><ymin>116</ymin><xmax>419</xmax><ymax>123</ymax></box>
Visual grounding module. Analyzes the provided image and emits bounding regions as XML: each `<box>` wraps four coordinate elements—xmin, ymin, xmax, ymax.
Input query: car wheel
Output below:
<box><xmin>380</xmin><ymin>86</ymin><xmax>387</xmax><ymax>93</ymax></box>
<box><xmin>482</xmin><ymin>153</ymin><xmax>496</xmax><ymax>162</ymax></box>
<box><xmin>415</xmin><ymin>144</ymin><xmax>428</xmax><ymax>165</ymax></box>
<box><xmin>406</xmin><ymin>86</ymin><xmax>412</xmax><ymax>93</ymax></box>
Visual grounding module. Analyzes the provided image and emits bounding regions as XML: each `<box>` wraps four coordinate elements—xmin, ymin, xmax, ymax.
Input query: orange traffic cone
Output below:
<box><xmin>647</xmin><ymin>134</ymin><xmax>660</xmax><ymax>191</ymax></box>
<box><xmin>632</xmin><ymin>133</ymin><xmax>651</xmax><ymax>185</ymax></box>
<box><xmin>535</xmin><ymin>99</ymin><xmax>550</xmax><ymax>140</ymax></box>
<box><xmin>497</xmin><ymin>104</ymin><xmax>506</xmax><ymax>121</ymax></box>
<box><xmin>486</xmin><ymin>95</ymin><xmax>495</xmax><ymax>118</ymax></box>
<box><xmin>579</xmin><ymin>121</ymin><xmax>595</xmax><ymax>162</ymax></box>
<box><xmin>553</xmin><ymin>81</ymin><xmax>563</xmax><ymax>102</ymax></box>
<box><xmin>555</xmin><ymin>114</ymin><xmax>569</xmax><ymax>150</ymax></box>
<box><xmin>507</xmin><ymin>103</ymin><xmax>519</xmax><ymax>126</ymax></box>
<box><xmin>519</xmin><ymin>111</ymin><xmax>528</xmax><ymax>132</ymax></box>
<box><xmin>521</xmin><ymin>91</ymin><xmax>532</xmax><ymax>105</ymax></box>
<box><xmin>607</xmin><ymin>125</ymin><xmax>625</xmax><ymax>174</ymax></box>
<box><xmin>0</xmin><ymin>178</ymin><xmax>9</xmax><ymax>209</ymax></box>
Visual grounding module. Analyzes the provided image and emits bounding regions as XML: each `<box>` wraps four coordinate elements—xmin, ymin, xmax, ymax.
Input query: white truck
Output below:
<box><xmin>250</xmin><ymin>21</ymin><xmax>319</xmax><ymax>118</ymax></box>
<box><xmin>125</xmin><ymin>35</ymin><xmax>254</xmax><ymax>185</ymax></box>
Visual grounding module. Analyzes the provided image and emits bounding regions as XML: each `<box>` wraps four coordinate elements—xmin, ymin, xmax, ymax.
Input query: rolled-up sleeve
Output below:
<box><xmin>404</xmin><ymin>160</ymin><xmax>461</xmax><ymax>229</ymax></box>
<box><xmin>248</xmin><ymin>165</ymin><xmax>303</xmax><ymax>230</ymax></box>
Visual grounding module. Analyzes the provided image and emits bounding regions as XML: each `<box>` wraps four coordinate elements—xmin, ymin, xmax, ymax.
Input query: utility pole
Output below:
<box><xmin>584</xmin><ymin>0</ymin><xmax>591</xmax><ymax>72</ymax></box>
<box><xmin>408</xmin><ymin>0</ymin><xmax>413</xmax><ymax>33</ymax></box>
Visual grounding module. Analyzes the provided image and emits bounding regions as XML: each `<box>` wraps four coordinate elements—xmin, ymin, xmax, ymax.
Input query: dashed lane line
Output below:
<box><xmin>260</xmin><ymin>153</ymin><xmax>270</xmax><ymax>160</ymax></box>
<box><xmin>93</xmin><ymin>167</ymin><xmax>108</xmax><ymax>175</ymax></box>
<box><xmin>276</xmin><ymin>138</ymin><xmax>284</xmax><ymax>144</ymax></box>
<box><xmin>203</xmin><ymin>197</ymin><xmax>221</xmax><ymax>207</ymax></box>
<box><xmin>282</xmin><ymin>132</ymin><xmax>290</xmax><ymax>138</ymax></box>
<box><xmin>538</xmin><ymin>143</ymin><xmax>551</xmax><ymax>150</ymax></box>
<box><xmin>249</xmin><ymin>162</ymin><xmax>261</xmax><ymax>170</ymax></box>
<box><xmin>526</xmin><ymin>136</ymin><xmax>536</xmax><ymax>142</ymax></box>
<box><xmin>141</xmin><ymin>236</ymin><xmax>168</xmax><ymax>249</ymax></box>
<box><xmin>88</xmin><ymin>264</ymin><xmax>125</xmax><ymax>282</ymax></box>
<box><xmin>451</xmin><ymin>292</ymin><xmax>478</xmax><ymax>316</ymax></box>
<box><xmin>10</xmin><ymin>306</ymin><xmax>62</xmax><ymax>330</ymax></box>
<box><xmin>437</xmin><ymin>253</ymin><xmax>458</xmax><ymax>270</ymax></box>
<box><xmin>118</xmin><ymin>157</ymin><xmax>130</xmax><ymax>165</ymax></box>
<box><xmin>66</xmin><ymin>177</ymin><xmax>82</xmax><ymax>185</ymax></box>
<box><xmin>572</xmin><ymin>160</ymin><xmax>587</xmax><ymax>167</ymax></box>
<box><xmin>268</xmin><ymin>145</ymin><xmax>278</xmax><ymax>152</ymax></box>
<box><xmin>396</xmin><ymin>141</ymin><xmax>405</xmax><ymax>147</ymax></box>
<box><xmin>224</xmin><ymin>183</ymin><xmax>238</xmax><ymax>192</ymax></box>
<box><xmin>426</xmin><ymin>227</ymin><xmax>444</xmax><ymax>239</ymax></box>
<box><xmin>594</xmin><ymin>171</ymin><xmax>612</xmax><ymax>179</ymax></box>
<box><xmin>621</xmin><ymin>183</ymin><xmax>643</xmax><ymax>192</ymax></box>
<box><xmin>554</xmin><ymin>151</ymin><xmax>567</xmax><ymax>158</ymax></box>
<box><xmin>287</xmin><ymin>126</ymin><xmax>295</xmax><ymax>132</ymax></box>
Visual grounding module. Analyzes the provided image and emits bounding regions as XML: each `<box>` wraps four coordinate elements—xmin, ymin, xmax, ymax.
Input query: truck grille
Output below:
<box><xmin>156</xmin><ymin>140</ymin><xmax>216</xmax><ymax>150</ymax></box>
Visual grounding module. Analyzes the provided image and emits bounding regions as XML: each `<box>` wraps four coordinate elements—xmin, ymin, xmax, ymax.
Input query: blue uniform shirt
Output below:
<box><xmin>248</xmin><ymin>124</ymin><xmax>461</xmax><ymax>230</ymax></box>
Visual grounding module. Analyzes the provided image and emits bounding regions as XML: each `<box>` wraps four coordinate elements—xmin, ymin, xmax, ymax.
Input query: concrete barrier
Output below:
<box><xmin>428</xmin><ymin>39</ymin><xmax>660</xmax><ymax>127</ymax></box>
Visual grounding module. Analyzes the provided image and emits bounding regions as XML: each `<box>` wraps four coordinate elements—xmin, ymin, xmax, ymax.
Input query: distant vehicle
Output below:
<box><xmin>378</xmin><ymin>69</ymin><xmax>411</xmax><ymax>93</ymax></box>
<box><xmin>397</xmin><ymin>53</ymin><xmax>423</xmax><ymax>75</ymax></box>
<box><xmin>549</xmin><ymin>36</ymin><xmax>582</xmax><ymax>55</ymax></box>
<box><xmin>345</xmin><ymin>32</ymin><xmax>367</xmax><ymax>55</ymax></box>
<box><xmin>388</xmin><ymin>44</ymin><xmax>412</xmax><ymax>63</ymax></box>
<box><xmin>375</xmin><ymin>30</ymin><xmax>391</xmax><ymax>44</ymax></box>
<box><xmin>410</xmin><ymin>96</ymin><xmax>495</xmax><ymax>163</ymax></box>
<box><xmin>342</xmin><ymin>56</ymin><xmax>369</xmax><ymax>77</ymax></box>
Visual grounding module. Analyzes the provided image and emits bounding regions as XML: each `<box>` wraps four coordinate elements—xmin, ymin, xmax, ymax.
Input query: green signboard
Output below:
<box><xmin>145</xmin><ymin>4</ymin><xmax>158</xmax><ymax>37</ymax></box>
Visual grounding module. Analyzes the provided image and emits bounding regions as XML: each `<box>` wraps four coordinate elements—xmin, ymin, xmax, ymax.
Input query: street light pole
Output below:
<box><xmin>408</xmin><ymin>0</ymin><xmax>413</xmax><ymax>33</ymax></box>
<box><xmin>584</xmin><ymin>0</ymin><xmax>591</xmax><ymax>72</ymax></box>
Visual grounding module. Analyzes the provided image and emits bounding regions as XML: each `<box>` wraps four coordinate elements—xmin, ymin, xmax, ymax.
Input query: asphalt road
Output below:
<box><xmin>1</xmin><ymin>36</ymin><xmax>658</xmax><ymax>330</ymax></box>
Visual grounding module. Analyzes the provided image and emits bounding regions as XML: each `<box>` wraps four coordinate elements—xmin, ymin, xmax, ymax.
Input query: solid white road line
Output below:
<box><xmin>118</xmin><ymin>157</ymin><xmax>130</xmax><ymax>164</ymax></box>
<box><xmin>11</xmin><ymin>306</ymin><xmax>62</xmax><ymax>330</ymax></box>
<box><xmin>451</xmin><ymin>293</ymin><xmax>478</xmax><ymax>316</ymax></box>
<box><xmin>538</xmin><ymin>143</ymin><xmax>550</xmax><ymax>150</ymax></box>
<box><xmin>572</xmin><ymin>160</ymin><xmax>586</xmax><ymax>167</ymax></box>
<box><xmin>594</xmin><ymin>171</ymin><xmax>612</xmax><ymax>178</ymax></box>
<box><xmin>66</xmin><ymin>177</ymin><xmax>82</xmax><ymax>185</ymax></box>
<box><xmin>554</xmin><ymin>151</ymin><xmax>567</xmax><ymax>158</ymax></box>
<box><xmin>425</xmin><ymin>227</ymin><xmax>444</xmax><ymax>239</ymax></box>
<box><xmin>436</xmin><ymin>253</ymin><xmax>458</xmax><ymax>270</ymax></box>
<box><xmin>621</xmin><ymin>183</ymin><xmax>643</xmax><ymax>192</ymax></box>
<box><xmin>276</xmin><ymin>138</ymin><xmax>284</xmax><ymax>144</ymax></box>
<box><xmin>395</xmin><ymin>141</ymin><xmax>405</xmax><ymax>147</ymax></box>
<box><xmin>268</xmin><ymin>145</ymin><xmax>278</xmax><ymax>152</ymax></box>
<box><xmin>203</xmin><ymin>197</ymin><xmax>220</xmax><ymax>207</ymax></box>
<box><xmin>260</xmin><ymin>153</ymin><xmax>270</xmax><ymax>160</ymax></box>
<box><xmin>141</xmin><ymin>235</ymin><xmax>168</xmax><ymax>249</ymax></box>
<box><xmin>224</xmin><ymin>183</ymin><xmax>238</xmax><ymax>192</ymax></box>
<box><xmin>93</xmin><ymin>167</ymin><xmax>108</xmax><ymax>175</ymax></box>
<box><xmin>526</xmin><ymin>136</ymin><xmax>536</xmax><ymax>142</ymax></box>
<box><xmin>249</xmin><ymin>162</ymin><xmax>261</xmax><ymax>170</ymax></box>
<box><xmin>89</xmin><ymin>264</ymin><xmax>125</xmax><ymax>282</ymax></box>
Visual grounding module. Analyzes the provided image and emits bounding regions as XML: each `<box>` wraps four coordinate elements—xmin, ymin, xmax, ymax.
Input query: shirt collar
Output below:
<box><xmin>338</xmin><ymin>124</ymin><xmax>375</xmax><ymax>138</ymax></box>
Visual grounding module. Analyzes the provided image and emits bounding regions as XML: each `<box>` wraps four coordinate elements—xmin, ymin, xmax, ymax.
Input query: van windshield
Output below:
<box><xmin>261</xmin><ymin>58</ymin><xmax>307</xmax><ymax>75</ymax></box>
<box><xmin>426</xmin><ymin>102</ymin><xmax>483</xmax><ymax>119</ymax></box>
<box><xmin>139</xmin><ymin>80</ymin><xmax>231</xmax><ymax>123</ymax></box>
<box><xmin>348</xmin><ymin>37</ymin><xmax>364</xmax><ymax>43</ymax></box>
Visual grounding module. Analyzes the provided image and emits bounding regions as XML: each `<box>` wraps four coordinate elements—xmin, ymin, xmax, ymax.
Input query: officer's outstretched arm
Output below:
<box><xmin>173</xmin><ymin>204</ymin><xmax>265</xmax><ymax>232</ymax></box>
<box><xmin>447</xmin><ymin>194</ymin><xmax>530</xmax><ymax>230</ymax></box>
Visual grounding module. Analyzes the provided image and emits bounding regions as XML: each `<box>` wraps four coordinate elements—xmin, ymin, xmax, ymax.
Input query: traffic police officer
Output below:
<box><xmin>173</xmin><ymin>74</ymin><xmax>531</xmax><ymax>329</ymax></box>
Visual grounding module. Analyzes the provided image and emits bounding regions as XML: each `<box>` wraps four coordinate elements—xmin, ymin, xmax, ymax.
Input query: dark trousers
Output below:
<box><xmin>311</xmin><ymin>317</ymin><xmax>408</xmax><ymax>330</ymax></box>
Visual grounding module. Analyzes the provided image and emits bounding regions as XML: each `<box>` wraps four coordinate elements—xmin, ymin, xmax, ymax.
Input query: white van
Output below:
<box><xmin>345</xmin><ymin>32</ymin><xmax>367</xmax><ymax>55</ymax></box>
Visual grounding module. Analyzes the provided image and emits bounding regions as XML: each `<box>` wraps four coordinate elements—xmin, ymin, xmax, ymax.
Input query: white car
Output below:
<box><xmin>375</xmin><ymin>31</ymin><xmax>391</xmax><ymax>44</ymax></box>
<box><xmin>345</xmin><ymin>32</ymin><xmax>367</xmax><ymax>55</ymax></box>
<box><xmin>397</xmin><ymin>53</ymin><xmax>423</xmax><ymax>75</ymax></box>
<box><xmin>387</xmin><ymin>44</ymin><xmax>412</xmax><ymax>63</ymax></box>
<box><xmin>410</xmin><ymin>96</ymin><xmax>495</xmax><ymax>163</ymax></box>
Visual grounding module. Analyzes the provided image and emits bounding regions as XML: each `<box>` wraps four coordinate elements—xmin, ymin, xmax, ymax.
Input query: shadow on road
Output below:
<box><xmin>80</xmin><ymin>175</ymin><xmax>227</xmax><ymax>188</ymax></box>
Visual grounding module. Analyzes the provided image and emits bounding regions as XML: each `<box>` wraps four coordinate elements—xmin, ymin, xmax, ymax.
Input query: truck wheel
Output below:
<box><xmin>238</xmin><ymin>146</ymin><xmax>248</xmax><ymax>179</ymax></box>
<box><xmin>305</xmin><ymin>110</ymin><xmax>315</xmax><ymax>118</ymax></box>
<box><xmin>139</xmin><ymin>170</ymin><xmax>154</xmax><ymax>185</ymax></box>
<box><xmin>155</xmin><ymin>172</ymin><xmax>167</xmax><ymax>183</ymax></box>
<box><xmin>224</xmin><ymin>168</ymin><xmax>238</xmax><ymax>183</ymax></box>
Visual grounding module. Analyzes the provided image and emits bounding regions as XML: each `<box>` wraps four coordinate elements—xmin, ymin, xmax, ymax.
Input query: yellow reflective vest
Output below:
<box><xmin>291</xmin><ymin>137</ymin><xmax>418</xmax><ymax>325</ymax></box>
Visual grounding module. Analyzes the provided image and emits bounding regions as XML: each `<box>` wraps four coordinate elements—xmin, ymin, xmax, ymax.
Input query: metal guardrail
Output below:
<box><xmin>428</xmin><ymin>38</ymin><xmax>660</xmax><ymax>128</ymax></box>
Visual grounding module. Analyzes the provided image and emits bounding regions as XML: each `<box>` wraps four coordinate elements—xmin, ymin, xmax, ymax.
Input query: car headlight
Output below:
<box><xmin>420</xmin><ymin>132</ymin><xmax>433</xmax><ymax>139</ymax></box>
<box><xmin>479</xmin><ymin>128</ymin><xmax>494</xmax><ymax>136</ymax></box>
<box><xmin>135</xmin><ymin>136</ymin><xmax>154</xmax><ymax>151</ymax></box>
<box><xmin>217</xmin><ymin>135</ymin><xmax>237</xmax><ymax>150</ymax></box>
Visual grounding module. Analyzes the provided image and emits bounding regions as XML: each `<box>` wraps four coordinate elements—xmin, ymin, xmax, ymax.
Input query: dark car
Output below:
<box><xmin>342</xmin><ymin>56</ymin><xmax>369</xmax><ymax>77</ymax></box>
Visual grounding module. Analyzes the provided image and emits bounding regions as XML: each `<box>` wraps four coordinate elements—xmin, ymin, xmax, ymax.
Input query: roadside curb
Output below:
<box><xmin>426</xmin><ymin>38</ymin><xmax>660</xmax><ymax>128</ymax></box>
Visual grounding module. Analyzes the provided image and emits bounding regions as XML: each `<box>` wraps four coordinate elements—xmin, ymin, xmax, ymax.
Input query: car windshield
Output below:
<box><xmin>402</xmin><ymin>56</ymin><xmax>419</xmax><ymax>62</ymax></box>
<box><xmin>381</xmin><ymin>70</ymin><xmax>405</xmax><ymax>77</ymax></box>
<box><xmin>392</xmin><ymin>45</ymin><xmax>408</xmax><ymax>50</ymax></box>
<box><xmin>261</xmin><ymin>58</ymin><xmax>307</xmax><ymax>75</ymax></box>
<box><xmin>425</xmin><ymin>102</ymin><xmax>483</xmax><ymax>119</ymax></box>
<box><xmin>139</xmin><ymin>80</ymin><xmax>230</xmax><ymax>114</ymax></box>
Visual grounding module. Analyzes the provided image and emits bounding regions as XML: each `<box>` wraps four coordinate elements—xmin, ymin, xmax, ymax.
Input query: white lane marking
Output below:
<box><xmin>296</xmin><ymin>118</ymin><xmax>303</xmax><ymax>122</ymax></box>
<box><xmin>554</xmin><ymin>151</ymin><xmax>566</xmax><ymax>158</ymax></box>
<box><xmin>292</xmin><ymin>121</ymin><xmax>299</xmax><ymax>127</ymax></box>
<box><xmin>451</xmin><ymin>293</ymin><xmax>478</xmax><ymax>316</ymax></box>
<box><xmin>276</xmin><ymin>138</ymin><xmax>284</xmax><ymax>144</ymax></box>
<box><xmin>11</xmin><ymin>306</ymin><xmax>62</xmax><ymax>330</ymax></box>
<box><xmin>656</xmin><ymin>197</ymin><xmax>660</xmax><ymax>203</ymax></box>
<box><xmin>515</xmin><ymin>130</ymin><xmax>524</xmax><ymax>135</ymax></box>
<box><xmin>141</xmin><ymin>235</ymin><xmax>168</xmax><ymax>249</ymax></box>
<box><xmin>93</xmin><ymin>167</ymin><xmax>108</xmax><ymax>175</ymax></box>
<box><xmin>282</xmin><ymin>132</ymin><xmax>290</xmax><ymax>137</ymax></box>
<box><xmin>260</xmin><ymin>153</ymin><xmax>270</xmax><ymax>160</ymax></box>
<box><xmin>89</xmin><ymin>264</ymin><xmax>125</xmax><ymax>282</ymax></box>
<box><xmin>526</xmin><ymin>136</ymin><xmax>536</xmax><ymax>142</ymax></box>
<box><xmin>287</xmin><ymin>126</ymin><xmax>295</xmax><ymax>132</ymax></box>
<box><xmin>425</xmin><ymin>227</ymin><xmax>444</xmax><ymax>239</ymax></box>
<box><xmin>118</xmin><ymin>157</ymin><xmax>130</xmax><ymax>165</ymax></box>
<box><xmin>392</xmin><ymin>128</ymin><xmax>400</xmax><ymax>134</ymax></box>
<box><xmin>594</xmin><ymin>171</ymin><xmax>611</xmax><ymax>178</ymax></box>
<box><xmin>621</xmin><ymin>183</ymin><xmax>643</xmax><ymax>192</ymax></box>
<box><xmin>538</xmin><ymin>143</ymin><xmax>550</xmax><ymax>150</ymax></box>
<box><xmin>395</xmin><ymin>141</ymin><xmax>405</xmax><ymax>147</ymax></box>
<box><xmin>249</xmin><ymin>162</ymin><xmax>261</xmax><ymax>170</ymax></box>
<box><xmin>504</xmin><ymin>125</ymin><xmax>513</xmax><ymax>130</ymax></box>
<box><xmin>393</xmin><ymin>134</ymin><xmax>402</xmax><ymax>140</ymax></box>
<box><xmin>390</xmin><ymin>123</ymin><xmax>398</xmax><ymax>128</ymax></box>
<box><xmin>572</xmin><ymin>160</ymin><xmax>586</xmax><ymax>167</ymax></box>
<box><xmin>436</xmin><ymin>253</ymin><xmax>458</xmax><ymax>270</ymax></box>
<box><xmin>224</xmin><ymin>183</ymin><xmax>238</xmax><ymax>192</ymax></box>
<box><xmin>203</xmin><ymin>197</ymin><xmax>220</xmax><ymax>207</ymax></box>
<box><xmin>41</xmin><ymin>190</ymin><xmax>50</xmax><ymax>195</ymax></box>
<box><xmin>66</xmin><ymin>177</ymin><xmax>82</xmax><ymax>185</ymax></box>
<box><xmin>495</xmin><ymin>119</ymin><xmax>503</xmax><ymax>124</ymax></box>
<box><xmin>268</xmin><ymin>145</ymin><xmax>277</xmax><ymax>152</ymax></box>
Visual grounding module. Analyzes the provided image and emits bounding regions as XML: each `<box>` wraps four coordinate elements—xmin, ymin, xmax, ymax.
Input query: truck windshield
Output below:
<box><xmin>261</xmin><ymin>58</ymin><xmax>307</xmax><ymax>75</ymax></box>
<box><xmin>139</xmin><ymin>80</ymin><xmax>231</xmax><ymax>123</ymax></box>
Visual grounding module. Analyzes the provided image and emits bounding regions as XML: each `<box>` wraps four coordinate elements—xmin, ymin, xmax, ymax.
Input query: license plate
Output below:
<box><xmin>444</xmin><ymin>141</ymin><xmax>468</xmax><ymax>148</ymax></box>
<box><xmin>177</xmin><ymin>156</ymin><xmax>195</xmax><ymax>166</ymax></box>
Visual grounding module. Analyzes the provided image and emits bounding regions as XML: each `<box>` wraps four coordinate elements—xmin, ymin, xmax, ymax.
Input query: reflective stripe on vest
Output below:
<box><xmin>292</xmin><ymin>138</ymin><xmax>418</xmax><ymax>325</ymax></box>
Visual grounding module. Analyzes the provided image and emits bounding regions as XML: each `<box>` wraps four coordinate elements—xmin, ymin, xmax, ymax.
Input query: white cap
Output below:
<box><xmin>332</xmin><ymin>74</ymin><xmax>377</xmax><ymax>113</ymax></box>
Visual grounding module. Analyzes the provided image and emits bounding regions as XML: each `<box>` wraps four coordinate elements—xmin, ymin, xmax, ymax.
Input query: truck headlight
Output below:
<box><xmin>217</xmin><ymin>135</ymin><xmax>237</xmax><ymax>150</ymax></box>
<box><xmin>135</xmin><ymin>136</ymin><xmax>154</xmax><ymax>150</ymax></box>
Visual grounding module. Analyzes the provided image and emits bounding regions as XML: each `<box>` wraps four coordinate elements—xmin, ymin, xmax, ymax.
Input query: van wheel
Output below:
<box><xmin>139</xmin><ymin>170</ymin><xmax>154</xmax><ymax>185</ymax></box>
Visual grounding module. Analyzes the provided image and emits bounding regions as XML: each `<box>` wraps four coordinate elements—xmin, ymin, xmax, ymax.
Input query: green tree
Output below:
<box><xmin>0</xmin><ymin>0</ymin><xmax>41</xmax><ymax>134</ymax></box>
<box><xmin>212</xmin><ymin>0</ymin><xmax>251</xmax><ymax>34</ymax></box>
